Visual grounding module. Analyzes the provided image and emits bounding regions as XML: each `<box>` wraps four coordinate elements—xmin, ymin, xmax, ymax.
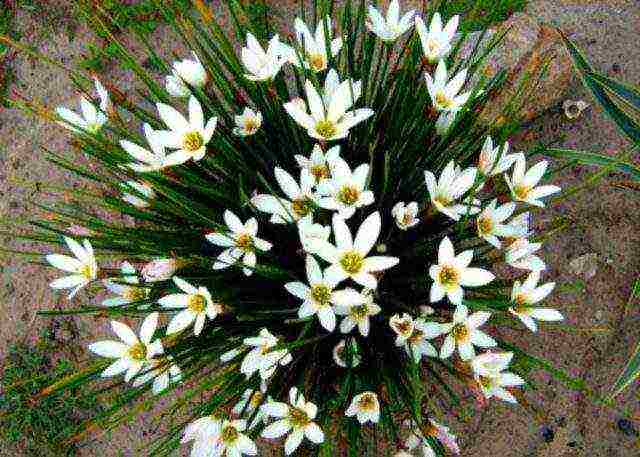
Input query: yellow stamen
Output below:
<box><xmin>438</xmin><ymin>265</ymin><xmax>459</xmax><ymax>289</ymax></box>
<box><xmin>128</xmin><ymin>342</ymin><xmax>147</xmax><ymax>361</ymax></box>
<box><xmin>188</xmin><ymin>294</ymin><xmax>206</xmax><ymax>313</ymax></box>
<box><xmin>183</xmin><ymin>131</ymin><xmax>204</xmax><ymax>152</ymax></box>
<box><xmin>311</xmin><ymin>284</ymin><xmax>332</xmax><ymax>306</ymax></box>
<box><xmin>340</xmin><ymin>252</ymin><xmax>364</xmax><ymax>274</ymax></box>
<box><xmin>236</xmin><ymin>233</ymin><xmax>254</xmax><ymax>252</ymax></box>
<box><xmin>315</xmin><ymin>120</ymin><xmax>337</xmax><ymax>139</ymax></box>
<box><xmin>337</xmin><ymin>186</ymin><xmax>360</xmax><ymax>206</ymax></box>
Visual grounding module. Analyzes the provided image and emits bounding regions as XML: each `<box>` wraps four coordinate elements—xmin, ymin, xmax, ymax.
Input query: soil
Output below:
<box><xmin>1</xmin><ymin>0</ymin><xmax>639</xmax><ymax>455</ymax></box>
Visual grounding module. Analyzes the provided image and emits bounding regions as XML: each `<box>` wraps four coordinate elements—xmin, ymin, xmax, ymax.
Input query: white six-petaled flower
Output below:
<box><xmin>133</xmin><ymin>354</ymin><xmax>182</xmax><ymax>395</ymax></box>
<box><xmin>261</xmin><ymin>387</ymin><xmax>325</xmax><ymax>455</ymax></box>
<box><xmin>439</xmin><ymin>304</ymin><xmax>496</xmax><ymax>361</ymax></box>
<box><xmin>181</xmin><ymin>415</ymin><xmax>223</xmax><ymax>457</ymax></box>
<box><xmin>165</xmin><ymin>52</ymin><xmax>208</xmax><ymax>98</ymax></box>
<box><xmin>298</xmin><ymin>215</ymin><xmax>331</xmax><ymax>254</ymax></box>
<box><xmin>102</xmin><ymin>261</ymin><xmax>150</xmax><ymax>307</ymax></box>
<box><xmin>317</xmin><ymin>157</ymin><xmax>374</xmax><ymax>219</ymax></box>
<box><xmin>311</xmin><ymin>212</ymin><xmax>399</xmax><ymax>289</ymax></box>
<box><xmin>121</xmin><ymin>123</ymin><xmax>183</xmax><ymax>172</ymax></box>
<box><xmin>392</xmin><ymin>201</ymin><xmax>420</xmax><ymax>230</ymax></box>
<box><xmin>509</xmin><ymin>271</ymin><xmax>562</xmax><ymax>332</ymax></box>
<box><xmin>234</xmin><ymin>107</ymin><xmax>263</xmax><ymax>137</ymax></box>
<box><xmin>88</xmin><ymin>312</ymin><xmax>163</xmax><ymax>383</ymax></box>
<box><xmin>345</xmin><ymin>391</ymin><xmax>380</xmax><ymax>424</ymax></box>
<box><xmin>404</xmin><ymin>418</ymin><xmax>460</xmax><ymax>457</ymax></box>
<box><xmin>233</xmin><ymin>389</ymin><xmax>270</xmax><ymax>430</ymax></box>
<box><xmin>56</xmin><ymin>77</ymin><xmax>109</xmax><ymax>133</ymax></box>
<box><xmin>141</xmin><ymin>258</ymin><xmax>179</xmax><ymax>283</ymax></box>
<box><xmin>424</xmin><ymin>161</ymin><xmax>478</xmax><ymax>221</ymax></box>
<box><xmin>285</xmin><ymin>16</ymin><xmax>342</xmax><ymax>72</ymax></box>
<box><xmin>207</xmin><ymin>210</ymin><xmax>273</xmax><ymax>276</ymax></box>
<box><xmin>415</xmin><ymin>12</ymin><xmax>459</xmax><ymax>63</ymax></box>
<box><xmin>158</xmin><ymin>277</ymin><xmax>221</xmax><ymax>336</ymax></box>
<box><xmin>241</xmin><ymin>32</ymin><xmax>287</xmax><ymax>81</ymax></box>
<box><xmin>334</xmin><ymin>288</ymin><xmax>381</xmax><ymax>336</ymax></box>
<box><xmin>366</xmin><ymin>0</ymin><xmax>415</xmax><ymax>42</ymax></box>
<box><xmin>389</xmin><ymin>314</ymin><xmax>440</xmax><ymax>362</ymax></box>
<box><xmin>284</xmin><ymin>78</ymin><xmax>373</xmax><ymax>142</ymax></box>
<box><xmin>506</xmin><ymin>155</ymin><xmax>561</xmax><ymax>207</ymax></box>
<box><xmin>429</xmin><ymin>237</ymin><xmax>494</xmax><ymax>305</ymax></box>
<box><xmin>476</xmin><ymin>199</ymin><xmax>526</xmax><ymax>249</ymax></box>
<box><xmin>295</xmin><ymin>144</ymin><xmax>341</xmax><ymax>185</ymax></box>
<box><xmin>183</xmin><ymin>416</ymin><xmax>257</xmax><ymax>457</ymax></box>
<box><xmin>285</xmin><ymin>255</ymin><xmax>340</xmax><ymax>332</ymax></box>
<box><xmin>46</xmin><ymin>236</ymin><xmax>98</xmax><ymax>298</ymax></box>
<box><xmin>425</xmin><ymin>59</ymin><xmax>470</xmax><ymax>113</ymax></box>
<box><xmin>504</xmin><ymin>236</ymin><xmax>546</xmax><ymax>272</ymax></box>
<box><xmin>241</xmin><ymin>328</ymin><xmax>292</xmax><ymax>381</ymax></box>
<box><xmin>471</xmin><ymin>351</ymin><xmax>525</xmax><ymax>404</ymax></box>
<box><xmin>252</xmin><ymin>167</ymin><xmax>318</xmax><ymax>223</ymax></box>
<box><xmin>477</xmin><ymin>136</ymin><xmax>521</xmax><ymax>177</ymax></box>
<box><xmin>153</xmin><ymin>95</ymin><xmax>217</xmax><ymax>164</ymax></box>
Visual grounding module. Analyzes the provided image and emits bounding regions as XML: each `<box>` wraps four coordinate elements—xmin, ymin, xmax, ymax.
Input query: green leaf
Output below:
<box><xmin>544</xmin><ymin>148</ymin><xmax>640</xmax><ymax>180</ymax></box>
<box><xmin>609</xmin><ymin>278</ymin><xmax>640</xmax><ymax>399</ymax></box>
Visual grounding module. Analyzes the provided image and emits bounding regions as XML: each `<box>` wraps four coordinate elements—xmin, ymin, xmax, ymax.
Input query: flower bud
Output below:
<box><xmin>142</xmin><ymin>258</ymin><xmax>179</xmax><ymax>282</ymax></box>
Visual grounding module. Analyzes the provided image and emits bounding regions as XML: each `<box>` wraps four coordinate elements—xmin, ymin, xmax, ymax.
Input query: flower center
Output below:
<box><xmin>477</xmin><ymin>216</ymin><xmax>494</xmax><ymax>235</ymax></box>
<box><xmin>340</xmin><ymin>251</ymin><xmax>364</xmax><ymax>274</ymax></box>
<box><xmin>407</xmin><ymin>329</ymin><xmax>424</xmax><ymax>345</ymax></box>
<box><xmin>435</xmin><ymin>91</ymin><xmax>454</xmax><ymax>110</ymax></box>
<box><xmin>289</xmin><ymin>407</ymin><xmax>310</xmax><ymax>428</ymax></box>
<box><xmin>452</xmin><ymin>324</ymin><xmax>469</xmax><ymax>343</ymax></box>
<box><xmin>426</xmin><ymin>38</ymin><xmax>441</xmax><ymax>56</ymax></box>
<box><xmin>221</xmin><ymin>425</ymin><xmax>239</xmax><ymax>444</ymax></box>
<box><xmin>392</xmin><ymin>320</ymin><xmax>413</xmax><ymax>337</ymax></box>
<box><xmin>311</xmin><ymin>284</ymin><xmax>332</xmax><ymax>306</ymax></box>
<box><xmin>249</xmin><ymin>391</ymin><xmax>264</xmax><ymax>409</ymax></box>
<box><xmin>188</xmin><ymin>294</ymin><xmax>206</xmax><ymax>313</ymax></box>
<box><xmin>351</xmin><ymin>304</ymin><xmax>369</xmax><ymax>320</ymax></box>
<box><xmin>183</xmin><ymin>131</ymin><xmax>204</xmax><ymax>152</ymax></box>
<box><xmin>514</xmin><ymin>184</ymin><xmax>531</xmax><ymax>200</ymax></box>
<box><xmin>401</xmin><ymin>213</ymin><xmax>414</xmax><ymax>226</ymax></box>
<box><xmin>243</xmin><ymin>118</ymin><xmax>260</xmax><ymax>134</ymax></box>
<box><xmin>438</xmin><ymin>265</ymin><xmax>459</xmax><ymax>289</ymax></box>
<box><xmin>309</xmin><ymin>53</ymin><xmax>326</xmax><ymax>71</ymax></box>
<box><xmin>236</xmin><ymin>233</ymin><xmax>254</xmax><ymax>252</ymax></box>
<box><xmin>434</xmin><ymin>194</ymin><xmax>452</xmax><ymax>208</ymax></box>
<box><xmin>310</xmin><ymin>164</ymin><xmax>330</xmax><ymax>181</ymax></box>
<box><xmin>78</xmin><ymin>264</ymin><xmax>94</xmax><ymax>280</ymax></box>
<box><xmin>128</xmin><ymin>342</ymin><xmax>147</xmax><ymax>361</ymax></box>
<box><xmin>292</xmin><ymin>198</ymin><xmax>314</xmax><ymax>217</ymax></box>
<box><xmin>337</xmin><ymin>185</ymin><xmax>360</xmax><ymax>206</ymax></box>
<box><xmin>315</xmin><ymin>120</ymin><xmax>337</xmax><ymax>139</ymax></box>
<box><xmin>357</xmin><ymin>394</ymin><xmax>377</xmax><ymax>411</ymax></box>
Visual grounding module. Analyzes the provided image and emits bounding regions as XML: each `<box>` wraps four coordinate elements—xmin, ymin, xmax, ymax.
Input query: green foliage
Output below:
<box><xmin>442</xmin><ymin>0</ymin><xmax>527</xmax><ymax>31</ymax></box>
<box><xmin>0</xmin><ymin>330</ymin><xmax>99</xmax><ymax>456</ymax></box>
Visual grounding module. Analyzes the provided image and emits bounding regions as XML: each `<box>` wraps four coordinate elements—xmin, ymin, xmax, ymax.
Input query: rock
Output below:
<box><xmin>461</xmin><ymin>13</ymin><xmax>574</xmax><ymax>123</ymax></box>
<box><xmin>568</xmin><ymin>253</ymin><xmax>599</xmax><ymax>279</ymax></box>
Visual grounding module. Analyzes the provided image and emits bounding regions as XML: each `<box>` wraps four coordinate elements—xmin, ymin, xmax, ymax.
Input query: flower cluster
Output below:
<box><xmin>31</xmin><ymin>1</ymin><xmax>572</xmax><ymax>456</ymax></box>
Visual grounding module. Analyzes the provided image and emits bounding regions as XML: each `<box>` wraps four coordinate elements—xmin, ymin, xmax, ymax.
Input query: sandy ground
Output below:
<box><xmin>1</xmin><ymin>0</ymin><xmax>640</xmax><ymax>455</ymax></box>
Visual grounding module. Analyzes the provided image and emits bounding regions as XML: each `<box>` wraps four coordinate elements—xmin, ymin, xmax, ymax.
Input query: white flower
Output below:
<box><xmin>233</xmin><ymin>389</ymin><xmax>270</xmax><ymax>430</ymax></box>
<box><xmin>102</xmin><ymin>262</ymin><xmax>150</xmax><ymax>307</ymax></box>
<box><xmin>345</xmin><ymin>391</ymin><xmax>380</xmax><ymax>424</ymax></box>
<box><xmin>317</xmin><ymin>157</ymin><xmax>374</xmax><ymax>219</ymax></box>
<box><xmin>392</xmin><ymin>201</ymin><xmax>419</xmax><ymax>230</ymax></box>
<box><xmin>285</xmin><ymin>16</ymin><xmax>342</xmax><ymax>72</ymax></box>
<box><xmin>56</xmin><ymin>77</ymin><xmax>109</xmax><ymax>133</ymax></box>
<box><xmin>425</xmin><ymin>59</ymin><xmax>470</xmax><ymax>113</ymax></box>
<box><xmin>46</xmin><ymin>237</ymin><xmax>98</xmax><ymax>298</ymax></box>
<box><xmin>476</xmin><ymin>199</ymin><xmax>527</xmax><ymax>249</ymax></box>
<box><xmin>334</xmin><ymin>288</ymin><xmax>381</xmax><ymax>337</ymax></box>
<box><xmin>504</xmin><ymin>237</ymin><xmax>546</xmax><ymax>272</ymax></box>
<box><xmin>252</xmin><ymin>167</ymin><xmax>318</xmax><ymax>223</ymax></box>
<box><xmin>439</xmin><ymin>304</ymin><xmax>496</xmax><ymax>360</ymax></box>
<box><xmin>415</xmin><ymin>13</ymin><xmax>459</xmax><ymax>62</ymax></box>
<box><xmin>142</xmin><ymin>258</ymin><xmax>179</xmax><ymax>282</ymax></box>
<box><xmin>233</xmin><ymin>107</ymin><xmax>263</xmax><ymax>137</ymax></box>
<box><xmin>133</xmin><ymin>355</ymin><xmax>182</xmax><ymax>394</ymax></box>
<box><xmin>295</xmin><ymin>144</ymin><xmax>341</xmax><ymax>185</ymax></box>
<box><xmin>121</xmin><ymin>123</ymin><xmax>184</xmax><ymax>172</ymax></box>
<box><xmin>478</xmin><ymin>137</ymin><xmax>521</xmax><ymax>177</ymax></box>
<box><xmin>506</xmin><ymin>156</ymin><xmax>561</xmax><ymax>207</ymax></box>
<box><xmin>333</xmin><ymin>338</ymin><xmax>361</xmax><ymax>367</ymax></box>
<box><xmin>509</xmin><ymin>271</ymin><xmax>562</xmax><ymax>332</ymax></box>
<box><xmin>206</xmin><ymin>210</ymin><xmax>273</xmax><ymax>276</ymax></box>
<box><xmin>153</xmin><ymin>96</ymin><xmax>217</xmax><ymax>164</ymax></box>
<box><xmin>298</xmin><ymin>215</ymin><xmax>331</xmax><ymax>253</ymax></box>
<box><xmin>404</xmin><ymin>419</ymin><xmax>460</xmax><ymax>456</ymax></box>
<box><xmin>429</xmin><ymin>237</ymin><xmax>494</xmax><ymax>305</ymax></box>
<box><xmin>158</xmin><ymin>277</ymin><xmax>221</xmax><ymax>336</ymax></box>
<box><xmin>181</xmin><ymin>415</ymin><xmax>223</xmax><ymax>456</ymax></box>
<box><xmin>435</xmin><ymin>111</ymin><xmax>456</xmax><ymax>135</ymax></box>
<box><xmin>241</xmin><ymin>33</ymin><xmax>287</xmax><ymax>81</ymax></box>
<box><xmin>285</xmin><ymin>256</ymin><xmax>340</xmax><ymax>332</ymax></box>
<box><xmin>88</xmin><ymin>312</ymin><xmax>163</xmax><ymax>383</ymax></box>
<box><xmin>471</xmin><ymin>352</ymin><xmax>525</xmax><ymax>404</ymax></box>
<box><xmin>121</xmin><ymin>180</ymin><xmax>156</xmax><ymax>208</ymax></box>
<box><xmin>261</xmin><ymin>387</ymin><xmax>324</xmax><ymax>455</ymax></box>
<box><xmin>366</xmin><ymin>0</ymin><xmax>415</xmax><ymax>42</ymax></box>
<box><xmin>424</xmin><ymin>161</ymin><xmax>479</xmax><ymax>221</ymax></box>
<box><xmin>310</xmin><ymin>212</ymin><xmax>399</xmax><ymax>289</ymax></box>
<box><xmin>284</xmin><ymin>78</ymin><xmax>373</xmax><ymax>142</ymax></box>
<box><xmin>390</xmin><ymin>314</ymin><xmax>440</xmax><ymax>362</ymax></box>
<box><xmin>241</xmin><ymin>328</ymin><xmax>292</xmax><ymax>381</ymax></box>
<box><xmin>166</xmin><ymin>52</ymin><xmax>208</xmax><ymax>98</ymax></box>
